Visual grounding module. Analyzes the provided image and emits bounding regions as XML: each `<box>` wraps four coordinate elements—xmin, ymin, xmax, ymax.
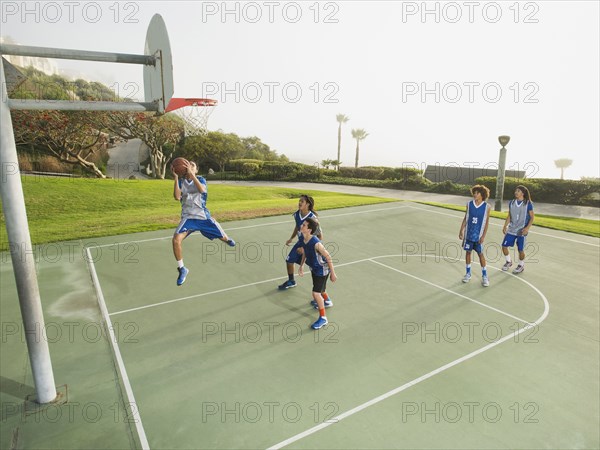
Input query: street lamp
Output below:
<box><xmin>314</xmin><ymin>162</ymin><xmax>321</xmax><ymax>179</ymax></box>
<box><xmin>495</xmin><ymin>135</ymin><xmax>510</xmax><ymax>211</ymax></box>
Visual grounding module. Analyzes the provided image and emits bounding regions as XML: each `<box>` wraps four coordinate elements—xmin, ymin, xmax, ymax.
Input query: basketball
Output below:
<box><xmin>171</xmin><ymin>157</ymin><xmax>189</xmax><ymax>177</ymax></box>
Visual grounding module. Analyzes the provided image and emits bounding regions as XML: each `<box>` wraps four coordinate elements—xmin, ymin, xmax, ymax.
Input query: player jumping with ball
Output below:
<box><xmin>171</xmin><ymin>160</ymin><xmax>235</xmax><ymax>286</ymax></box>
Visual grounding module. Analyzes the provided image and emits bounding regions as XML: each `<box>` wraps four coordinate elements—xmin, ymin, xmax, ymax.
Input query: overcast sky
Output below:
<box><xmin>2</xmin><ymin>1</ymin><xmax>599</xmax><ymax>180</ymax></box>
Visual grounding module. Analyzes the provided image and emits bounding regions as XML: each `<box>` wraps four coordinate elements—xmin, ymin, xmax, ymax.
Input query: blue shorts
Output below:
<box><xmin>502</xmin><ymin>234</ymin><xmax>526</xmax><ymax>251</ymax></box>
<box><xmin>285</xmin><ymin>241</ymin><xmax>304</xmax><ymax>265</ymax></box>
<box><xmin>175</xmin><ymin>218</ymin><xmax>226</xmax><ymax>240</ymax></box>
<box><xmin>463</xmin><ymin>240</ymin><xmax>482</xmax><ymax>254</ymax></box>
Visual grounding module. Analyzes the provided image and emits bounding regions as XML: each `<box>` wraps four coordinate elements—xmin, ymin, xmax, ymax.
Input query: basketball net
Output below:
<box><xmin>179</xmin><ymin>100</ymin><xmax>216</xmax><ymax>136</ymax></box>
<box><xmin>165</xmin><ymin>98</ymin><xmax>217</xmax><ymax>136</ymax></box>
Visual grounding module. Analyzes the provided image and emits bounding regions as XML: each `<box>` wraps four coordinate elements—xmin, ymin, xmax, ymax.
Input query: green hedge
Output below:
<box><xmin>475</xmin><ymin>176</ymin><xmax>600</xmax><ymax>207</ymax></box>
<box><xmin>339</xmin><ymin>166</ymin><xmax>423</xmax><ymax>180</ymax></box>
<box><xmin>261</xmin><ymin>161</ymin><xmax>314</xmax><ymax>181</ymax></box>
<box><xmin>229</xmin><ymin>159</ymin><xmax>264</xmax><ymax>168</ymax></box>
<box><xmin>423</xmin><ymin>180</ymin><xmax>472</xmax><ymax>196</ymax></box>
<box><xmin>207</xmin><ymin>165</ymin><xmax>599</xmax><ymax>208</ymax></box>
<box><xmin>338</xmin><ymin>167</ymin><xmax>384</xmax><ymax>180</ymax></box>
<box><xmin>319</xmin><ymin>174</ymin><xmax>432</xmax><ymax>191</ymax></box>
<box><xmin>224</xmin><ymin>161</ymin><xmax>317</xmax><ymax>181</ymax></box>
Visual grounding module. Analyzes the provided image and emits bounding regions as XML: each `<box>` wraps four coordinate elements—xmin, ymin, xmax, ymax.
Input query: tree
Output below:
<box><xmin>183</xmin><ymin>131</ymin><xmax>244</xmax><ymax>173</ymax></box>
<box><xmin>103</xmin><ymin>112</ymin><xmax>184</xmax><ymax>179</ymax></box>
<box><xmin>321</xmin><ymin>159</ymin><xmax>334</xmax><ymax>170</ymax></box>
<box><xmin>336</xmin><ymin>114</ymin><xmax>349</xmax><ymax>171</ymax></box>
<box><xmin>351</xmin><ymin>128</ymin><xmax>369</xmax><ymax>168</ymax></box>
<box><xmin>554</xmin><ymin>158</ymin><xmax>573</xmax><ymax>180</ymax></box>
<box><xmin>240</xmin><ymin>136</ymin><xmax>286</xmax><ymax>161</ymax></box>
<box><xmin>12</xmin><ymin>110</ymin><xmax>108</xmax><ymax>178</ymax></box>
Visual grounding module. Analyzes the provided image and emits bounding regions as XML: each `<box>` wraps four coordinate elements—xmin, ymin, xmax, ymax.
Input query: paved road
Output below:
<box><xmin>211</xmin><ymin>179</ymin><xmax>600</xmax><ymax>220</ymax></box>
<box><xmin>106</xmin><ymin>138</ymin><xmax>150</xmax><ymax>179</ymax></box>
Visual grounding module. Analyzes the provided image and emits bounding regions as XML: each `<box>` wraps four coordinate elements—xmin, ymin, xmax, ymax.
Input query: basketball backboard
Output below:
<box><xmin>143</xmin><ymin>14</ymin><xmax>174</xmax><ymax>114</ymax></box>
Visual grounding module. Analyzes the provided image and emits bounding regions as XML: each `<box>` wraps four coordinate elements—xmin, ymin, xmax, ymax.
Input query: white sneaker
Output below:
<box><xmin>462</xmin><ymin>273</ymin><xmax>472</xmax><ymax>283</ymax></box>
<box><xmin>482</xmin><ymin>275</ymin><xmax>490</xmax><ymax>287</ymax></box>
<box><xmin>513</xmin><ymin>265</ymin><xmax>525</xmax><ymax>274</ymax></box>
<box><xmin>502</xmin><ymin>261</ymin><xmax>513</xmax><ymax>271</ymax></box>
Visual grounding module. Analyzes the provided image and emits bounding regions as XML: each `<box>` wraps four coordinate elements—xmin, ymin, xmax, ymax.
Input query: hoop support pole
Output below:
<box><xmin>0</xmin><ymin>57</ymin><xmax>57</xmax><ymax>405</ymax></box>
<box><xmin>0</xmin><ymin>44</ymin><xmax>155</xmax><ymax>66</ymax></box>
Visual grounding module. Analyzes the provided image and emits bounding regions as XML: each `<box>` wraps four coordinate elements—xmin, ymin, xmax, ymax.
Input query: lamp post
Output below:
<box><xmin>495</xmin><ymin>135</ymin><xmax>510</xmax><ymax>211</ymax></box>
<box><xmin>314</xmin><ymin>162</ymin><xmax>321</xmax><ymax>179</ymax></box>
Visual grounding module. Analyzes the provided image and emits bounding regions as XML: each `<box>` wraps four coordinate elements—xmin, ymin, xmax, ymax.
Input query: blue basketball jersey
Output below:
<box><xmin>302</xmin><ymin>236</ymin><xmax>329</xmax><ymax>277</ymax></box>
<box><xmin>464</xmin><ymin>200</ymin><xmax>490</xmax><ymax>242</ymax></box>
<box><xmin>178</xmin><ymin>176</ymin><xmax>211</xmax><ymax>220</ymax></box>
<box><xmin>293</xmin><ymin>210</ymin><xmax>318</xmax><ymax>239</ymax></box>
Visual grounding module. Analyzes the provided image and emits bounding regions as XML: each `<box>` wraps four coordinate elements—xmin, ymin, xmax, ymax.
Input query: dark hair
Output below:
<box><xmin>305</xmin><ymin>217</ymin><xmax>320</xmax><ymax>235</ymax></box>
<box><xmin>515</xmin><ymin>185</ymin><xmax>532</xmax><ymax>203</ymax></box>
<box><xmin>470</xmin><ymin>184</ymin><xmax>490</xmax><ymax>201</ymax></box>
<box><xmin>300</xmin><ymin>194</ymin><xmax>317</xmax><ymax>216</ymax></box>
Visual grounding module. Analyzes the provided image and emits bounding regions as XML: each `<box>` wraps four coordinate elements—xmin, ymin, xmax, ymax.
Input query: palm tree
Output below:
<box><xmin>554</xmin><ymin>158</ymin><xmax>573</xmax><ymax>180</ymax></box>
<box><xmin>336</xmin><ymin>114</ymin><xmax>349</xmax><ymax>171</ymax></box>
<box><xmin>321</xmin><ymin>159</ymin><xmax>333</xmax><ymax>170</ymax></box>
<box><xmin>351</xmin><ymin>128</ymin><xmax>369</xmax><ymax>168</ymax></box>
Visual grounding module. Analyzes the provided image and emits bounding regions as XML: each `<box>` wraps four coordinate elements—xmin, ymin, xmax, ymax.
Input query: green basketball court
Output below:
<box><xmin>1</xmin><ymin>202</ymin><xmax>598</xmax><ymax>449</ymax></box>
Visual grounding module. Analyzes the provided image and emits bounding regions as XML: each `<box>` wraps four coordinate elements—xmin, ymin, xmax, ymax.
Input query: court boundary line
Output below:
<box><xmin>266</xmin><ymin>255</ymin><xmax>550</xmax><ymax>449</ymax></box>
<box><xmin>86</xmin><ymin>248</ymin><xmax>150</xmax><ymax>450</ymax></box>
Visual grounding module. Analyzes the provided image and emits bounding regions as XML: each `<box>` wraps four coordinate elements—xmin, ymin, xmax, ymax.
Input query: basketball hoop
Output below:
<box><xmin>165</xmin><ymin>97</ymin><xmax>217</xmax><ymax>136</ymax></box>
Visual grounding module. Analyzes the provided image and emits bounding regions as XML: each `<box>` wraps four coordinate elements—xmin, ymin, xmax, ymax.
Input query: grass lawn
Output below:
<box><xmin>0</xmin><ymin>177</ymin><xmax>396</xmax><ymax>250</ymax></box>
<box><xmin>1</xmin><ymin>178</ymin><xmax>598</xmax><ymax>251</ymax></box>
<box><xmin>417</xmin><ymin>201</ymin><xmax>600</xmax><ymax>238</ymax></box>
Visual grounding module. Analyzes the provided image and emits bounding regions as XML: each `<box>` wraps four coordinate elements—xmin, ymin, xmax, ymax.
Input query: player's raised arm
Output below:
<box><xmin>185</xmin><ymin>162</ymin><xmax>207</xmax><ymax>193</ymax></box>
<box><xmin>172</xmin><ymin>167</ymin><xmax>181</xmax><ymax>201</ymax></box>
<box><xmin>190</xmin><ymin>175</ymin><xmax>207</xmax><ymax>194</ymax></box>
